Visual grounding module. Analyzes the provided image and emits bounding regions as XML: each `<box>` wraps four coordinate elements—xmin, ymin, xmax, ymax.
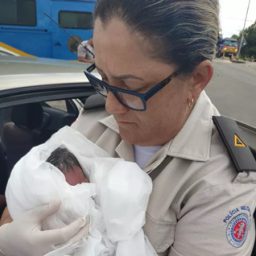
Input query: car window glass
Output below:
<box><xmin>46</xmin><ymin>100</ymin><xmax>67</xmax><ymax>112</ymax></box>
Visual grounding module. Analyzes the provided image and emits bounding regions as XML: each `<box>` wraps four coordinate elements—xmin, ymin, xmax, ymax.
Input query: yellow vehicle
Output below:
<box><xmin>217</xmin><ymin>38</ymin><xmax>238</xmax><ymax>57</ymax></box>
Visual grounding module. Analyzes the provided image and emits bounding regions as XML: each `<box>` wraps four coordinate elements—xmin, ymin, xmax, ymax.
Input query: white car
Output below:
<box><xmin>0</xmin><ymin>56</ymin><xmax>106</xmax><ymax>214</ymax></box>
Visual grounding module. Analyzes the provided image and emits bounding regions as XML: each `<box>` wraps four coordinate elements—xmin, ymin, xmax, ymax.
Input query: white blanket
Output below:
<box><xmin>6</xmin><ymin>126</ymin><xmax>156</xmax><ymax>256</ymax></box>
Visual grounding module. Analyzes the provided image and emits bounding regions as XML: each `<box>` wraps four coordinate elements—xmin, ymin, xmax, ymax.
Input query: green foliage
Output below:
<box><xmin>241</xmin><ymin>22</ymin><xmax>256</xmax><ymax>59</ymax></box>
<box><xmin>231</xmin><ymin>34</ymin><xmax>239</xmax><ymax>40</ymax></box>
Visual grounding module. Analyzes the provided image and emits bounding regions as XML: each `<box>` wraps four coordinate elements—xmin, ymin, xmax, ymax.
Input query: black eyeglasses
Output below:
<box><xmin>84</xmin><ymin>64</ymin><xmax>178</xmax><ymax>111</ymax></box>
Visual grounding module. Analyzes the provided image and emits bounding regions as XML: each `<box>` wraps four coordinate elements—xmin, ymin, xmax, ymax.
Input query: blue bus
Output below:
<box><xmin>0</xmin><ymin>0</ymin><xmax>96</xmax><ymax>59</ymax></box>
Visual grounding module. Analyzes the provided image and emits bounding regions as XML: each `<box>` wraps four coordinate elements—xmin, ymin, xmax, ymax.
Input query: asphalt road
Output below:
<box><xmin>206</xmin><ymin>59</ymin><xmax>256</xmax><ymax>128</ymax></box>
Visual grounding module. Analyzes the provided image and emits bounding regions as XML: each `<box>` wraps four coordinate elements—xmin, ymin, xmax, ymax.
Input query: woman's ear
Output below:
<box><xmin>190</xmin><ymin>60</ymin><xmax>213</xmax><ymax>99</ymax></box>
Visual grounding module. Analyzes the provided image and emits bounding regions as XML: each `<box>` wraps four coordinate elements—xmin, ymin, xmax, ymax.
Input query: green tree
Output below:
<box><xmin>231</xmin><ymin>34</ymin><xmax>239</xmax><ymax>40</ymax></box>
<box><xmin>241</xmin><ymin>21</ymin><xmax>256</xmax><ymax>59</ymax></box>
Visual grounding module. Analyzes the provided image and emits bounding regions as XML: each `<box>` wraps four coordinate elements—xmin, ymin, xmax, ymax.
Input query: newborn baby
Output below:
<box><xmin>6</xmin><ymin>126</ymin><xmax>157</xmax><ymax>256</ymax></box>
<box><xmin>46</xmin><ymin>147</ymin><xmax>89</xmax><ymax>186</ymax></box>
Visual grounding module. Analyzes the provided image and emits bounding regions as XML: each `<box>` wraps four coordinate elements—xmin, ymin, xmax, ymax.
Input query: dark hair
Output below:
<box><xmin>94</xmin><ymin>0</ymin><xmax>219</xmax><ymax>73</ymax></box>
<box><xmin>46</xmin><ymin>147</ymin><xmax>82</xmax><ymax>173</ymax></box>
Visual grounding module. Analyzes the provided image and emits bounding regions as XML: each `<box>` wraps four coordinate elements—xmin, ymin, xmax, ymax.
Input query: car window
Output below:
<box><xmin>45</xmin><ymin>100</ymin><xmax>67</xmax><ymax>112</ymax></box>
<box><xmin>0</xmin><ymin>97</ymin><xmax>85</xmax><ymax>175</ymax></box>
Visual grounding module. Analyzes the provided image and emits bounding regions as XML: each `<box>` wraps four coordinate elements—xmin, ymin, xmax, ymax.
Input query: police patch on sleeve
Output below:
<box><xmin>226</xmin><ymin>213</ymin><xmax>249</xmax><ymax>248</ymax></box>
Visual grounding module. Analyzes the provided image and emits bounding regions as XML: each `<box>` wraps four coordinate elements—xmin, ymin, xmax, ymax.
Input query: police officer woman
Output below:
<box><xmin>0</xmin><ymin>0</ymin><xmax>255</xmax><ymax>255</ymax></box>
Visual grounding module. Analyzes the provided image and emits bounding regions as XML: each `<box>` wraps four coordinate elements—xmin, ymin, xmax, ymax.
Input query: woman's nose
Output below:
<box><xmin>105</xmin><ymin>91</ymin><xmax>129</xmax><ymax>114</ymax></box>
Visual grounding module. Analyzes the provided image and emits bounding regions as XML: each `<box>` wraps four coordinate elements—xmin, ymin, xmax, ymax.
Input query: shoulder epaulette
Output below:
<box><xmin>213</xmin><ymin>116</ymin><xmax>256</xmax><ymax>172</ymax></box>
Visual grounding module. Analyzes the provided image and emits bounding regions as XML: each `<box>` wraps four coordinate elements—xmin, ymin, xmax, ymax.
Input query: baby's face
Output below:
<box><xmin>64</xmin><ymin>166</ymin><xmax>89</xmax><ymax>186</ymax></box>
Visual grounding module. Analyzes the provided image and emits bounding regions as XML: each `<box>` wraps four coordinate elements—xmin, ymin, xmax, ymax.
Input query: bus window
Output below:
<box><xmin>0</xmin><ymin>0</ymin><xmax>36</xmax><ymax>26</ymax></box>
<box><xmin>59</xmin><ymin>11</ymin><xmax>93</xmax><ymax>29</ymax></box>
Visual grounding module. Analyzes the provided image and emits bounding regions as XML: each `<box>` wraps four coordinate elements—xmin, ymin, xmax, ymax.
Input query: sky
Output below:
<box><xmin>219</xmin><ymin>0</ymin><xmax>256</xmax><ymax>37</ymax></box>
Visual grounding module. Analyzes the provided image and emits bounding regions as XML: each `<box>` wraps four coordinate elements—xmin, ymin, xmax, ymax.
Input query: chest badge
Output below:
<box><xmin>226</xmin><ymin>213</ymin><xmax>249</xmax><ymax>248</ymax></box>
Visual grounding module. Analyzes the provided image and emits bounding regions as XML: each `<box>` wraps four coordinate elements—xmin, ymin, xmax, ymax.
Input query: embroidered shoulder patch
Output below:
<box><xmin>226</xmin><ymin>213</ymin><xmax>249</xmax><ymax>248</ymax></box>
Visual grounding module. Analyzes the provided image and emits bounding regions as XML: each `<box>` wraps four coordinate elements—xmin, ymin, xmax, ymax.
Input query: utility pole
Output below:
<box><xmin>237</xmin><ymin>0</ymin><xmax>251</xmax><ymax>58</ymax></box>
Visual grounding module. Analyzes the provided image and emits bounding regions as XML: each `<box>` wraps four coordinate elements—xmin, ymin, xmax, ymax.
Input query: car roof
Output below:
<box><xmin>0</xmin><ymin>56</ymin><xmax>90</xmax><ymax>90</ymax></box>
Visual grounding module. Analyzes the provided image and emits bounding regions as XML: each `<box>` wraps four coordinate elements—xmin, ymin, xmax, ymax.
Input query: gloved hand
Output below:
<box><xmin>0</xmin><ymin>200</ymin><xmax>89</xmax><ymax>256</ymax></box>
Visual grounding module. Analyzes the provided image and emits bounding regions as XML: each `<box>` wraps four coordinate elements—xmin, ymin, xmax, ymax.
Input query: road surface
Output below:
<box><xmin>206</xmin><ymin>59</ymin><xmax>256</xmax><ymax>128</ymax></box>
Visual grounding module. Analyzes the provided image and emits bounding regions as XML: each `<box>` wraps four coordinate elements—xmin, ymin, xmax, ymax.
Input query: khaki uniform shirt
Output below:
<box><xmin>72</xmin><ymin>91</ymin><xmax>256</xmax><ymax>256</ymax></box>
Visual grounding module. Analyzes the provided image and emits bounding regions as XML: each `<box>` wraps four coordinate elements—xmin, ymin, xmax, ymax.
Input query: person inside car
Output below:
<box><xmin>0</xmin><ymin>0</ymin><xmax>255</xmax><ymax>255</ymax></box>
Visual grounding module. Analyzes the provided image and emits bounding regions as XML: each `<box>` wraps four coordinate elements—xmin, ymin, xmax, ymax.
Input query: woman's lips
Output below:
<box><xmin>117</xmin><ymin>120</ymin><xmax>133</xmax><ymax>125</ymax></box>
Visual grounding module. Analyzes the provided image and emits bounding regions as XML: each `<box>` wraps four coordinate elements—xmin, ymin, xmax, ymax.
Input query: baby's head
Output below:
<box><xmin>46</xmin><ymin>147</ymin><xmax>89</xmax><ymax>185</ymax></box>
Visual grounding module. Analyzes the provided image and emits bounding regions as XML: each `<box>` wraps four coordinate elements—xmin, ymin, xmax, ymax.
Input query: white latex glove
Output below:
<box><xmin>0</xmin><ymin>201</ymin><xmax>89</xmax><ymax>256</ymax></box>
